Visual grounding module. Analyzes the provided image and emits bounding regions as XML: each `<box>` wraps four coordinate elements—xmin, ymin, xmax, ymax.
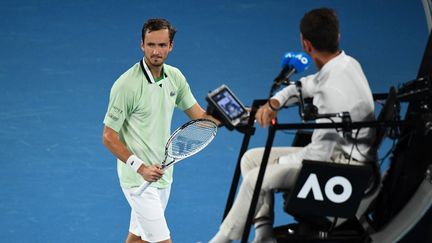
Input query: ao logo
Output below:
<box><xmin>299</xmin><ymin>56</ymin><xmax>309</xmax><ymax>65</ymax></box>
<box><xmin>297</xmin><ymin>173</ymin><xmax>352</xmax><ymax>203</ymax></box>
<box><xmin>294</xmin><ymin>54</ymin><xmax>309</xmax><ymax>65</ymax></box>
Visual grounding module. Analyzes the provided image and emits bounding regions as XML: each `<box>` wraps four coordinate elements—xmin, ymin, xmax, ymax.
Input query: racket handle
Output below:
<box><xmin>131</xmin><ymin>181</ymin><xmax>152</xmax><ymax>196</ymax></box>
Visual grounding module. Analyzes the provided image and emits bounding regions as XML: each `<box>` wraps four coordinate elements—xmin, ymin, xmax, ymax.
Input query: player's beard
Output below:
<box><xmin>148</xmin><ymin>55</ymin><xmax>165</xmax><ymax>67</ymax></box>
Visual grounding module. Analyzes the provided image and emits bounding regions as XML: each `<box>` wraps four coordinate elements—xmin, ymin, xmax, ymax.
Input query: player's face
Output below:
<box><xmin>141</xmin><ymin>29</ymin><xmax>173</xmax><ymax>67</ymax></box>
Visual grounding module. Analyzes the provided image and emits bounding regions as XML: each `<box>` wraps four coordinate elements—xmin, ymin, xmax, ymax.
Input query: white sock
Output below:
<box><xmin>254</xmin><ymin>220</ymin><xmax>275</xmax><ymax>242</ymax></box>
<box><xmin>209</xmin><ymin>230</ymin><xmax>232</xmax><ymax>243</ymax></box>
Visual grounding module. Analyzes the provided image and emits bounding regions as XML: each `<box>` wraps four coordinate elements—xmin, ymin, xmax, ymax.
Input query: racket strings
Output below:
<box><xmin>168</xmin><ymin>121</ymin><xmax>217</xmax><ymax>158</ymax></box>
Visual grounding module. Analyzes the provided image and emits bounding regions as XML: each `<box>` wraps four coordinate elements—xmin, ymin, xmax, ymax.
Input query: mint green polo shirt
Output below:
<box><xmin>103</xmin><ymin>60</ymin><xmax>197</xmax><ymax>188</ymax></box>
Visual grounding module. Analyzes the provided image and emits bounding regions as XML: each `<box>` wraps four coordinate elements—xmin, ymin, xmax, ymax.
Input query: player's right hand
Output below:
<box><xmin>137</xmin><ymin>165</ymin><xmax>164</xmax><ymax>182</ymax></box>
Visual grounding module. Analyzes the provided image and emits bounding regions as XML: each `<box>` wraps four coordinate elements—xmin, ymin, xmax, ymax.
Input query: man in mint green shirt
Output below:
<box><xmin>102</xmin><ymin>18</ymin><xmax>217</xmax><ymax>243</ymax></box>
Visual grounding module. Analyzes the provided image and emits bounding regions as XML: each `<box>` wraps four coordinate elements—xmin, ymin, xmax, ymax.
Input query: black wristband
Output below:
<box><xmin>268</xmin><ymin>100</ymin><xmax>280</xmax><ymax>111</ymax></box>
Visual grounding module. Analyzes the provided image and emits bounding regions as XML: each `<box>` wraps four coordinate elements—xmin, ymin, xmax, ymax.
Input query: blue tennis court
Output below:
<box><xmin>0</xmin><ymin>0</ymin><xmax>428</xmax><ymax>242</ymax></box>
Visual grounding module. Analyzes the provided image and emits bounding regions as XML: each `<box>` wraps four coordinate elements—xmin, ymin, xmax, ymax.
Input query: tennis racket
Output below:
<box><xmin>131</xmin><ymin>118</ymin><xmax>218</xmax><ymax>196</ymax></box>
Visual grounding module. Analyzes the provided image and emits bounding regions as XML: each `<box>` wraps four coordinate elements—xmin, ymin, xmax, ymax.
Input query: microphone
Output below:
<box><xmin>273</xmin><ymin>52</ymin><xmax>312</xmax><ymax>86</ymax></box>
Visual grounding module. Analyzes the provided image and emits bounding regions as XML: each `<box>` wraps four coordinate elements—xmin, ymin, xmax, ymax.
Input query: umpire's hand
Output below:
<box><xmin>255</xmin><ymin>99</ymin><xmax>279</xmax><ymax>128</ymax></box>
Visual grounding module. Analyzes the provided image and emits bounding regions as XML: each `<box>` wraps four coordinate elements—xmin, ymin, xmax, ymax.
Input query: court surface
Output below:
<box><xmin>0</xmin><ymin>0</ymin><xmax>428</xmax><ymax>242</ymax></box>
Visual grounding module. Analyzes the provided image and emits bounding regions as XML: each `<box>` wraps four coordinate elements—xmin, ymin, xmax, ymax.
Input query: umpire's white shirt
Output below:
<box><xmin>273</xmin><ymin>51</ymin><xmax>375</xmax><ymax>164</ymax></box>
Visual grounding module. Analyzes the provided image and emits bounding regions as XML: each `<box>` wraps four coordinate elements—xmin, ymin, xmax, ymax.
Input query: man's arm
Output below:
<box><xmin>102</xmin><ymin>125</ymin><xmax>163</xmax><ymax>182</ymax></box>
<box><xmin>255</xmin><ymin>99</ymin><xmax>279</xmax><ymax>128</ymax></box>
<box><xmin>184</xmin><ymin>103</ymin><xmax>221</xmax><ymax>125</ymax></box>
<box><xmin>102</xmin><ymin>126</ymin><xmax>131</xmax><ymax>162</ymax></box>
<box><xmin>256</xmin><ymin>77</ymin><xmax>315</xmax><ymax>128</ymax></box>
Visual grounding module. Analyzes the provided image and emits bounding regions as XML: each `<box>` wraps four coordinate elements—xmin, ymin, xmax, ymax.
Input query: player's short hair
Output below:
<box><xmin>300</xmin><ymin>8</ymin><xmax>340</xmax><ymax>53</ymax></box>
<box><xmin>142</xmin><ymin>18</ymin><xmax>176</xmax><ymax>43</ymax></box>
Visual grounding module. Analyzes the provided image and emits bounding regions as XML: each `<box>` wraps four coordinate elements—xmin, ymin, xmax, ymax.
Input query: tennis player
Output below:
<box><xmin>102</xmin><ymin>18</ymin><xmax>218</xmax><ymax>243</ymax></box>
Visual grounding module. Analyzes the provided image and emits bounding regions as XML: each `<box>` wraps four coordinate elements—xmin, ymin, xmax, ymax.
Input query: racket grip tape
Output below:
<box><xmin>131</xmin><ymin>181</ymin><xmax>152</xmax><ymax>196</ymax></box>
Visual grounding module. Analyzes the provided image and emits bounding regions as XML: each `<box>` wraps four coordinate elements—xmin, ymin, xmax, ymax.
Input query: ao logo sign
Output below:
<box><xmin>297</xmin><ymin>173</ymin><xmax>352</xmax><ymax>203</ymax></box>
<box><xmin>295</xmin><ymin>54</ymin><xmax>309</xmax><ymax>65</ymax></box>
<box><xmin>287</xmin><ymin>53</ymin><xmax>309</xmax><ymax>65</ymax></box>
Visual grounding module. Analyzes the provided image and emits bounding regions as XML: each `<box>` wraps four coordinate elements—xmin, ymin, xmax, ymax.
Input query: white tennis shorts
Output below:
<box><xmin>122</xmin><ymin>185</ymin><xmax>171</xmax><ymax>242</ymax></box>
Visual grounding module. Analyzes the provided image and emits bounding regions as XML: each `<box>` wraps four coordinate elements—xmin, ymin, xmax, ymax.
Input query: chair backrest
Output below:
<box><xmin>371</xmin><ymin>86</ymin><xmax>398</xmax><ymax>152</ymax></box>
<box><xmin>285</xmin><ymin>160</ymin><xmax>373</xmax><ymax>218</ymax></box>
<box><xmin>364</xmin><ymin>86</ymin><xmax>398</xmax><ymax>197</ymax></box>
<box><xmin>283</xmin><ymin>87</ymin><xmax>399</xmax><ymax>218</ymax></box>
